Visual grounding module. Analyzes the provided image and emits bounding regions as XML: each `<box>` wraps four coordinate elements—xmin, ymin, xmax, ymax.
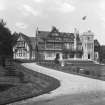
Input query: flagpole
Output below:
<box><xmin>34</xmin><ymin>27</ymin><xmax>36</xmax><ymax>62</ymax></box>
<box><xmin>74</xmin><ymin>16</ymin><xmax>87</xmax><ymax>60</ymax></box>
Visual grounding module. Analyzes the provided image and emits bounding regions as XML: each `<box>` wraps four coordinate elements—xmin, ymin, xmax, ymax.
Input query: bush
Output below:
<box><xmin>84</xmin><ymin>70</ymin><xmax>90</xmax><ymax>75</ymax></box>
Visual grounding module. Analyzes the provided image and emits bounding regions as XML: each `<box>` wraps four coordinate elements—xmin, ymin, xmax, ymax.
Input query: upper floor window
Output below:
<box><xmin>64</xmin><ymin>43</ymin><xmax>74</xmax><ymax>49</ymax></box>
<box><xmin>55</xmin><ymin>37</ymin><xmax>61</xmax><ymax>41</ymax></box>
<box><xmin>64</xmin><ymin>38</ymin><xmax>68</xmax><ymax>42</ymax></box>
<box><xmin>51</xmin><ymin>33</ymin><xmax>59</xmax><ymax>36</ymax></box>
<box><xmin>87</xmin><ymin>37</ymin><xmax>90</xmax><ymax>41</ymax></box>
<box><xmin>77</xmin><ymin>45</ymin><xmax>82</xmax><ymax>50</ymax></box>
<box><xmin>87</xmin><ymin>43</ymin><xmax>93</xmax><ymax>49</ymax></box>
<box><xmin>16</xmin><ymin>41</ymin><xmax>25</xmax><ymax>48</ymax></box>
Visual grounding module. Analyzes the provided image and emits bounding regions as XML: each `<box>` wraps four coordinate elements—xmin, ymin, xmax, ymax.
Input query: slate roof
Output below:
<box><xmin>11</xmin><ymin>30</ymin><xmax>83</xmax><ymax>50</ymax></box>
<box><xmin>37</xmin><ymin>31</ymin><xmax>49</xmax><ymax>38</ymax></box>
<box><xmin>38</xmin><ymin>30</ymin><xmax>82</xmax><ymax>43</ymax></box>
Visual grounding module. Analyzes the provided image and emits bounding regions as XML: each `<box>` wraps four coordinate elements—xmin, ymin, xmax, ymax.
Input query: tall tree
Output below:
<box><xmin>0</xmin><ymin>19</ymin><xmax>12</xmax><ymax>67</ymax></box>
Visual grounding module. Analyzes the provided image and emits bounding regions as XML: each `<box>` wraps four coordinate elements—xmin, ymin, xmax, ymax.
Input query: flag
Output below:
<box><xmin>82</xmin><ymin>16</ymin><xmax>87</xmax><ymax>20</ymax></box>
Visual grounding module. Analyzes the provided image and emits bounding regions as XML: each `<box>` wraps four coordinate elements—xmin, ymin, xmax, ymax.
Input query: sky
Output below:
<box><xmin>0</xmin><ymin>0</ymin><xmax>105</xmax><ymax>45</ymax></box>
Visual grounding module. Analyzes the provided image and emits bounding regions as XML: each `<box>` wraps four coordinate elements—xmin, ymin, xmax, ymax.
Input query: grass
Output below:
<box><xmin>0</xmin><ymin>84</ymin><xmax>14</xmax><ymax>92</ymax></box>
<box><xmin>37</xmin><ymin>60</ymin><xmax>105</xmax><ymax>81</ymax></box>
<box><xmin>0</xmin><ymin>63</ymin><xmax>60</xmax><ymax>105</ymax></box>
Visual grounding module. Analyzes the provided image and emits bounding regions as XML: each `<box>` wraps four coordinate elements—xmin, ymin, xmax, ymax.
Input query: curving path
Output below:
<box><xmin>10</xmin><ymin>63</ymin><xmax>105</xmax><ymax>105</ymax></box>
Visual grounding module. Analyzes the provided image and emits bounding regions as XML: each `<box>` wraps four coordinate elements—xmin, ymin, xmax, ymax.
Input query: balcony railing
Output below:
<box><xmin>63</xmin><ymin>47</ymin><xmax>83</xmax><ymax>53</ymax></box>
<box><xmin>38</xmin><ymin>46</ymin><xmax>62</xmax><ymax>51</ymax></box>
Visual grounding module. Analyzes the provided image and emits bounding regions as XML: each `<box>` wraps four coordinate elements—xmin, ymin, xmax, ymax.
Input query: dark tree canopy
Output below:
<box><xmin>0</xmin><ymin>19</ymin><xmax>12</xmax><ymax>57</ymax></box>
<box><xmin>100</xmin><ymin>46</ymin><xmax>105</xmax><ymax>62</ymax></box>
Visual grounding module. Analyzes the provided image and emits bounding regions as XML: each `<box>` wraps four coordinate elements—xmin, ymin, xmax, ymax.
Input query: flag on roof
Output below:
<box><xmin>82</xmin><ymin>16</ymin><xmax>87</xmax><ymax>20</ymax></box>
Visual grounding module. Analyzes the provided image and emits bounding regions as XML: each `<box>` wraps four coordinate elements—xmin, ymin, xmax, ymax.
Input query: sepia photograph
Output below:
<box><xmin>0</xmin><ymin>0</ymin><xmax>105</xmax><ymax>105</ymax></box>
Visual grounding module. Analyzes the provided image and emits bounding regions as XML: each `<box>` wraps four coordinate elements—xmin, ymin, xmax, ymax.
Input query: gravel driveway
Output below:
<box><xmin>10</xmin><ymin>63</ymin><xmax>105</xmax><ymax>105</ymax></box>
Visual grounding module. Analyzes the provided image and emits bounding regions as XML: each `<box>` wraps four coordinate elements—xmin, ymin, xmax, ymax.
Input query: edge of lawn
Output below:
<box><xmin>37</xmin><ymin>61</ymin><xmax>105</xmax><ymax>81</ymax></box>
<box><xmin>1</xmin><ymin>62</ymin><xmax>60</xmax><ymax>105</ymax></box>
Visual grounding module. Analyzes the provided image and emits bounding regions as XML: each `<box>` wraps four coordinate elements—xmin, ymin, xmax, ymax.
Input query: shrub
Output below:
<box><xmin>84</xmin><ymin>70</ymin><xmax>90</xmax><ymax>75</ymax></box>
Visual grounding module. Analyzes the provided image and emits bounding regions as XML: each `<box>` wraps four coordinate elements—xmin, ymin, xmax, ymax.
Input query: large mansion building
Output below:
<box><xmin>12</xmin><ymin>27</ymin><xmax>100</xmax><ymax>61</ymax></box>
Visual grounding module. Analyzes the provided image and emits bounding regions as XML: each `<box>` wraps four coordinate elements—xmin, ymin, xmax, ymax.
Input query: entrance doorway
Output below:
<box><xmin>56</xmin><ymin>53</ymin><xmax>60</xmax><ymax>59</ymax></box>
<box><xmin>88</xmin><ymin>54</ymin><xmax>90</xmax><ymax>59</ymax></box>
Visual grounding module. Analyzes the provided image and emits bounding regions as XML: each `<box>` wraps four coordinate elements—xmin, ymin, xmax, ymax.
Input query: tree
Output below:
<box><xmin>100</xmin><ymin>46</ymin><xmax>105</xmax><ymax>63</ymax></box>
<box><xmin>0</xmin><ymin>19</ymin><xmax>13</xmax><ymax>67</ymax></box>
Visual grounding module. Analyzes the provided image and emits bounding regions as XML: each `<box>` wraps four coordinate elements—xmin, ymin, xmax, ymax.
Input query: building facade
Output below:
<box><xmin>12</xmin><ymin>27</ymin><xmax>100</xmax><ymax>61</ymax></box>
<box><xmin>80</xmin><ymin>31</ymin><xmax>94</xmax><ymax>60</ymax></box>
<box><xmin>36</xmin><ymin>27</ymin><xmax>95</xmax><ymax>61</ymax></box>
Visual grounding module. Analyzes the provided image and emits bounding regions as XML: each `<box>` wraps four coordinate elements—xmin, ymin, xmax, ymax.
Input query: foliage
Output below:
<box><xmin>0</xmin><ymin>19</ymin><xmax>13</xmax><ymax>67</ymax></box>
<box><xmin>100</xmin><ymin>45</ymin><xmax>105</xmax><ymax>63</ymax></box>
<box><xmin>0</xmin><ymin>19</ymin><xmax>12</xmax><ymax>56</ymax></box>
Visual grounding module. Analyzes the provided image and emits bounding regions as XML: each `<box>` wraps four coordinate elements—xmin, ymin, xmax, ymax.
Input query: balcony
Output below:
<box><xmin>47</xmin><ymin>39</ymin><xmax>62</xmax><ymax>43</ymax></box>
<box><xmin>38</xmin><ymin>46</ymin><xmax>62</xmax><ymax>51</ymax></box>
<box><xmin>45</xmin><ymin>47</ymin><xmax>62</xmax><ymax>51</ymax></box>
<box><xmin>63</xmin><ymin>47</ymin><xmax>83</xmax><ymax>53</ymax></box>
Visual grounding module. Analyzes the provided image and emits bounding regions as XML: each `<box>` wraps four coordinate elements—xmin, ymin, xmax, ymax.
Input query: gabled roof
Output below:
<box><xmin>37</xmin><ymin>31</ymin><xmax>49</xmax><ymax>38</ymax></box>
<box><xmin>12</xmin><ymin>33</ymin><xmax>33</xmax><ymax>50</ymax></box>
<box><xmin>38</xmin><ymin>31</ymin><xmax>75</xmax><ymax>40</ymax></box>
<box><xmin>12</xmin><ymin>29</ymin><xmax>82</xmax><ymax>51</ymax></box>
<box><xmin>37</xmin><ymin>30</ymin><xmax>82</xmax><ymax>43</ymax></box>
<box><xmin>20</xmin><ymin>33</ymin><xmax>31</xmax><ymax>47</ymax></box>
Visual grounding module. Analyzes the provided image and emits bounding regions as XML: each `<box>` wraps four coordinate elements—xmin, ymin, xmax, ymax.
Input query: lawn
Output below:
<box><xmin>38</xmin><ymin>60</ymin><xmax>105</xmax><ymax>81</ymax></box>
<box><xmin>0</xmin><ymin>63</ymin><xmax>60</xmax><ymax>105</ymax></box>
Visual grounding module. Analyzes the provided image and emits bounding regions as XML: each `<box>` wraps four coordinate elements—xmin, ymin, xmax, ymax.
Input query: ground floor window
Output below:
<box><xmin>13</xmin><ymin>48</ymin><xmax>30</xmax><ymax>59</ymax></box>
<box><xmin>44</xmin><ymin>52</ymin><xmax>57</xmax><ymax>60</ymax></box>
<box><xmin>76</xmin><ymin>53</ymin><xmax>82</xmax><ymax>58</ymax></box>
<box><xmin>63</xmin><ymin>52</ymin><xmax>83</xmax><ymax>59</ymax></box>
<box><xmin>69</xmin><ymin>53</ymin><xmax>74</xmax><ymax>58</ymax></box>
<box><xmin>94</xmin><ymin>52</ymin><xmax>99</xmax><ymax>61</ymax></box>
<box><xmin>63</xmin><ymin>53</ymin><xmax>68</xmax><ymax>59</ymax></box>
<box><xmin>63</xmin><ymin>53</ymin><xmax>74</xmax><ymax>59</ymax></box>
<box><xmin>16</xmin><ymin>49</ymin><xmax>27</xmax><ymax>57</ymax></box>
<box><xmin>47</xmin><ymin>53</ymin><xmax>53</xmax><ymax>57</ymax></box>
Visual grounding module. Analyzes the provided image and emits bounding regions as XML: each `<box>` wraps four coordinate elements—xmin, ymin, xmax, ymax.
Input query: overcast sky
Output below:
<box><xmin>0</xmin><ymin>0</ymin><xmax>105</xmax><ymax>45</ymax></box>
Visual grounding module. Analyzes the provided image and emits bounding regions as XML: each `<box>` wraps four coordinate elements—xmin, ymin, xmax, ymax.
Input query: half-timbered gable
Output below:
<box><xmin>12</xmin><ymin>33</ymin><xmax>32</xmax><ymax>60</ymax></box>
